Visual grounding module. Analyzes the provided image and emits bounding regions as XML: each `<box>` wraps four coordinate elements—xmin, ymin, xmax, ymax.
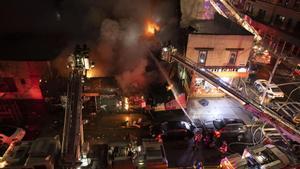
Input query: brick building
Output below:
<box><xmin>0</xmin><ymin>61</ymin><xmax>48</xmax><ymax>128</ymax></box>
<box><xmin>184</xmin><ymin>14</ymin><xmax>254</xmax><ymax>97</ymax></box>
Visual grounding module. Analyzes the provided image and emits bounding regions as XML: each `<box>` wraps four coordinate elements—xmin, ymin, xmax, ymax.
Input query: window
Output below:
<box><xmin>296</xmin><ymin>0</ymin><xmax>300</xmax><ymax>8</ymax></box>
<box><xmin>256</xmin><ymin>9</ymin><xmax>266</xmax><ymax>22</ymax></box>
<box><xmin>198</xmin><ymin>50</ymin><xmax>208</xmax><ymax>64</ymax></box>
<box><xmin>20</xmin><ymin>79</ymin><xmax>26</xmax><ymax>85</ymax></box>
<box><xmin>284</xmin><ymin>0</ymin><xmax>289</xmax><ymax>7</ymax></box>
<box><xmin>294</xmin><ymin>21</ymin><xmax>300</xmax><ymax>34</ymax></box>
<box><xmin>285</xmin><ymin>18</ymin><xmax>292</xmax><ymax>30</ymax></box>
<box><xmin>228</xmin><ymin>51</ymin><xmax>238</xmax><ymax>65</ymax></box>
<box><xmin>0</xmin><ymin>78</ymin><xmax>18</xmax><ymax>92</ymax></box>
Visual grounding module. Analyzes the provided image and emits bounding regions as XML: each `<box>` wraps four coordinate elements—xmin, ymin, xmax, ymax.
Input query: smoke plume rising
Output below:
<box><xmin>52</xmin><ymin>0</ymin><xmax>177</xmax><ymax>94</ymax></box>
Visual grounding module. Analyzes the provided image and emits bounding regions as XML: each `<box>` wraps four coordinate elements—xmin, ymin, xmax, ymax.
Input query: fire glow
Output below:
<box><xmin>145</xmin><ymin>20</ymin><xmax>160</xmax><ymax>36</ymax></box>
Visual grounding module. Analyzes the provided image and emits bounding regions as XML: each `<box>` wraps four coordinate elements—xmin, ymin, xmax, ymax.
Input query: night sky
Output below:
<box><xmin>0</xmin><ymin>0</ymin><xmax>66</xmax><ymax>60</ymax></box>
<box><xmin>0</xmin><ymin>0</ymin><xmax>120</xmax><ymax>60</ymax></box>
<box><xmin>0</xmin><ymin>0</ymin><xmax>181</xmax><ymax>94</ymax></box>
<box><xmin>0</xmin><ymin>0</ymin><xmax>180</xmax><ymax>61</ymax></box>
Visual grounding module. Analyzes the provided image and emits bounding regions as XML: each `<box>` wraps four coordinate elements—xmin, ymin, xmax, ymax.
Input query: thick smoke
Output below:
<box><xmin>91</xmin><ymin>17</ymin><xmax>152</xmax><ymax>93</ymax></box>
<box><xmin>85</xmin><ymin>0</ymin><xmax>155</xmax><ymax>94</ymax></box>
<box><xmin>55</xmin><ymin>0</ymin><xmax>177</xmax><ymax>94</ymax></box>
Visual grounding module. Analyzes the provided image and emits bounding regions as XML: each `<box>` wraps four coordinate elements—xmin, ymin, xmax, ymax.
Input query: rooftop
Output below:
<box><xmin>84</xmin><ymin>77</ymin><xmax>120</xmax><ymax>94</ymax></box>
<box><xmin>189</xmin><ymin>13</ymin><xmax>253</xmax><ymax>36</ymax></box>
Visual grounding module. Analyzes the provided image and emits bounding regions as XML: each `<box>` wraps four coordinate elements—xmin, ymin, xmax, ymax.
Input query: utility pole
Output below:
<box><xmin>260</xmin><ymin>56</ymin><xmax>282</xmax><ymax>105</ymax></box>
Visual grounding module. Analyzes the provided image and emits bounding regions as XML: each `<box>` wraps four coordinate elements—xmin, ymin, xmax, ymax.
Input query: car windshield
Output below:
<box><xmin>165</xmin><ymin>121</ymin><xmax>191</xmax><ymax>130</ymax></box>
<box><xmin>0</xmin><ymin>126</ymin><xmax>17</xmax><ymax>136</ymax></box>
<box><xmin>270</xmin><ymin>87</ymin><xmax>281</xmax><ymax>92</ymax></box>
<box><xmin>261</xmin><ymin>83</ymin><xmax>267</xmax><ymax>87</ymax></box>
<box><xmin>213</xmin><ymin>120</ymin><xmax>225</xmax><ymax>130</ymax></box>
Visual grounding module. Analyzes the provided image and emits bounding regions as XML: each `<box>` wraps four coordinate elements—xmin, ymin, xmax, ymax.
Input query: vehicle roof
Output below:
<box><xmin>161</xmin><ymin>121</ymin><xmax>192</xmax><ymax>130</ymax></box>
<box><xmin>216</xmin><ymin>118</ymin><xmax>245</xmax><ymax>124</ymax></box>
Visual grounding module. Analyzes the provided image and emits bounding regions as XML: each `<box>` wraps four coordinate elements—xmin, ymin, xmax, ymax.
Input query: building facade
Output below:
<box><xmin>232</xmin><ymin>0</ymin><xmax>300</xmax><ymax>62</ymax></box>
<box><xmin>184</xmin><ymin>14</ymin><xmax>254</xmax><ymax>97</ymax></box>
<box><xmin>0</xmin><ymin>61</ymin><xmax>48</xmax><ymax>125</ymax></box>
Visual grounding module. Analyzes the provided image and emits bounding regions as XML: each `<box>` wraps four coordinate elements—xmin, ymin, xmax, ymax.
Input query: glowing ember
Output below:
<box><xmin>145</xmin><ymin>20</ymin><xmax>160</xmax><ymax>36</ymax></box>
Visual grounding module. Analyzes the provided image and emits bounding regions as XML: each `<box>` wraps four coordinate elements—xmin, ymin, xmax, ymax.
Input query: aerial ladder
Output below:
<box><xmin>207</xmin><ymin>0</ymin><xmax>278</xmax><ymax>65</ymax></box>
<box><xmin>161</xmin><ymin>47</ymin><xmax>300</xmax><ymax>144</ymax></box>
<box><xmin>208</xmin><ymin>0</ymin><xmax>262</xmax><ymax>42</ymax></box>
<box><xmin>206</xmin><ymin>0</ymin><xmax>296</xmax><ymax>141</ymax></box>
<box><xmin>61</xmin><ymin>45</ymin><xmax>92</xmax><ymax>169</ymax></box>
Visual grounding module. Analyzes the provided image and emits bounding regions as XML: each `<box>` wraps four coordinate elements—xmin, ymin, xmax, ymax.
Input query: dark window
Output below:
<box><xmin>198</xmin><ymin>50</ymin><xmax>208</xmax><ymax>64</ymax></box>
<box><xmin>20</xmin><ymin>79</ymin><xmax>26</xmax><ymax>85</ymax></box>
<box><xmin>228</xmin><ymin>51</ymin><xmax>238</xmax><ymax>65</ymax></box>
<box><xmin>245</xmin><ymin>3</ymin><xmax>253</xmax><ymax>15</ymax></box>
<box><xmin>284</xmin><ymin>0</ymin><xmax>289</xmax><ymax>7</ymax></box>
<box><xmin>0</xmin><ymin>126</ymin><xmax>17</xmax><ymax>136</ymax></box>
<box><xmin>274</xmin><ymin>15</ymin><xmax>285</xmax><ymax>27</ymax></box>
<box><xmin>0</xmin><ymin>78</ymin><xmax>18</xmax><ymax>92</ymax></box>
<box><xmin>256</xmin><ymin>9</ymin><xmax>266</xmax><ymax>22</ymax></box>
<box><xmin>296</xmin><ymin>0</ymin><xmax>300</xmax><ymax>8</ymax></box>
<box><xmin>294</xmin><ymin>21</ymin><xmax>300</xmax><ymax>34</ymax></box>
<box><xmin>285</xmin><ymin>18</ymin><xmax>292</xmax><ymax>30</ymax></box>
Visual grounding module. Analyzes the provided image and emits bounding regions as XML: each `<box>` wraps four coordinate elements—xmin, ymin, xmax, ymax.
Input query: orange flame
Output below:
<box><xmin>145</xmin><ymin>20</ymin><xmax>160</xmax><ymax>36</ymax></box>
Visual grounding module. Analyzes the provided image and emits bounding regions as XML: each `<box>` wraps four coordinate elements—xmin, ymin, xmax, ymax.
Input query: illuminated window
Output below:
<box><xmin>228</xmin><ymin>51</ymin><xmax>238</xmax><ymax>65</ymax></box>
<box><xmin>198</xmin><ymin>50</ymin><xmax>208</xmax><ymax>64</ymax></box>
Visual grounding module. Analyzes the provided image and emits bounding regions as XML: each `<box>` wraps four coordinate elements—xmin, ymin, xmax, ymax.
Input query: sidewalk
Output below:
<box><xmin>187</xmin><ymin>97</ymin><xmax>253</xmax><ymax>125</ymax></box>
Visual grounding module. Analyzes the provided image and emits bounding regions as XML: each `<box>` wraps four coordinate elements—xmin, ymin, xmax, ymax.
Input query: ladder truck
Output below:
<box><xmin>61</xmin><ymin>45</ymin><xmax>92</xmax><ymax>169</ymax></box>
<box><xmin>161</xmin><ymin>47</ymin><xmax>300</xmax><ymax>144</ymax></box>
<box><xmin>206</xmin><ymin>0</ymin><xmax>299</xmax><ymax>141</ymax></box>
<box><xmin>208</xmin><ymin>0</ymin><xmax>276</xmax><ymax>64</ymax></box>
<box><xmin>208</xmin><ymin>0</ymin><xmax>262</xmax><ymax>42</ymax></box>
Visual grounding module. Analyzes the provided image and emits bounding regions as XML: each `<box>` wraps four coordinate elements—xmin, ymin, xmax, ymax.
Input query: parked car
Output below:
<box><xmin>254</xmin><ymin>79</ymin><xmax>284</xmax><ymax>99</ymax></box>
<box><xmin>0</xmin><ymin>126</ymin><xmax>25</xmax><ymax>145</ymax></box>
<box><xmin>150</xmin><ymin>121</ymin><xmax>199</xmax><ymax>140</ymax></box>
<box><xmin>204</xmin><ymin>118</ymin><xmax>247</xmax><ymax>141</ymax></box>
